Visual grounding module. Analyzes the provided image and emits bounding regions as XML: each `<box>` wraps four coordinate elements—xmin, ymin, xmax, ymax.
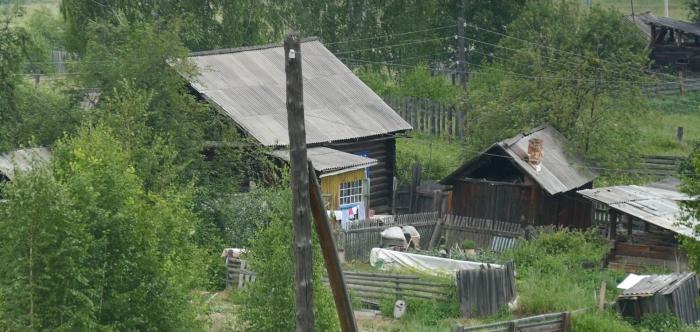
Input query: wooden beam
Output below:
<box><xmin>285</xmin><ymin>31</ymin><xmax>315</xmax><ymax>331</ymax></box>
<box><xmin>308</xmin><ymin>162</ymin><xmax>358</xmax><ymax>332</ymax></box>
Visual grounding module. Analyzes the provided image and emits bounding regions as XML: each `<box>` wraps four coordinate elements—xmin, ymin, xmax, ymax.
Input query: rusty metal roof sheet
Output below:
<box><xmin>271</xmin><ymin>147</ymin><xmax>377</xmax><ymax>176</ymax></box>
<box><xmin>619</xmin><ymin>272</ymin><xmax>697</xmax><ymax>298</ymax></box>
<box><xmin>443</xmin><ymin>125</ymin><xmax>598</xmax><ymax>194</ymax></box>
<box><xmin>0</xmin><ymin>147</ymin><xmax>51</xmax><ymax>180</ymax></box>
<box><xmin>578</xmin><ymin>184</ymin><xmax>697</xmax><ymax>238</ymax></box>
<box><xmin>186</xmin><ymin>39</ymin><xmax>412</xmax><ymax>147</ymax></box>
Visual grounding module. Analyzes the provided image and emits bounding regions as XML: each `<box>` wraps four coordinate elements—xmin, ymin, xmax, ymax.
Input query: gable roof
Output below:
<box><xmin>442</xmin><ymin>125</ymin><xmax>598</xmax><ymax>195</ymax></box>
<box><xmin>271</xmin><ymin>147</ymin><xmax>377</xmax><ymax>177</ymax></box>
<box><xmin>0</xmin><ymin>147</ymin><xmax>51</xmax><ymax>180</ymax></box>
<box><xmin>186</xmin><ymin>39</ymin><xmax>412</xmax><ymax>147</ymax></box>
<box><xmin>578</xmin><ymin>181</ymin><xmax>698</xmax><ymax>239</ymax></box>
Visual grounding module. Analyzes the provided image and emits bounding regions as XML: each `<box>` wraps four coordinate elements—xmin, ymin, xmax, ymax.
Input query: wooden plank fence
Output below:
<box><xmin>639</xmin><ymin>155</ymin><xmax>684</xmax><ymax>177</ymax></box>
<box><xmin>456</xmin><ymin>262</ymin><xmax>517</xmax><ymax>318</ymax></box>
<box><xmin>225</xmin><ymin>258</ymin><xmax>256</xmax><ymax>289</ymax></box>
<box><xmin>328</xmin><ymin>271</ymin><xmax>453</xmax><ymax>305</ymax></box>
<box><xmin>453</xmin><ymin>312</ymin><xmax>572</xmax><ymax>332</ymax></box>
<box><xmin>342</xmin><ymin>212</ymin><xmax>439</xmax><ymax>262</ymax></box>
<box><xmin>382</xmin><ymin>95</ymin><xmax>464</xmax><ymax>139</ymax></box>
<box><xmin>442</xmin><ymin>214</ymin><xmax>524</xmax><ymax>252</ymax></box>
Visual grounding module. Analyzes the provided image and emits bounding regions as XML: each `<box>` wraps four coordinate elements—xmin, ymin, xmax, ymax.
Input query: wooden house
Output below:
<box><xmin>184</xmin><ymin>39</ymin><xmax>412</xmax><ymax>213</ymax></box>
<box><xmin>578</xmin><ymin>178</ymin><xmax>697</xmax><ymax>272</ymax></box>
<box><xmin>630</xmin><ymin>12</ymin><xmax>700</xmax><ymax>71</ymax></box>
<box><xmin>441</xmin><ymin>125</ymin><xmax>597</xmax><ymax>228</ymax></box>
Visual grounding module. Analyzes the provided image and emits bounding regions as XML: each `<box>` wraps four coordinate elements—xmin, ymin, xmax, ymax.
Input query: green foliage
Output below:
<box><xmin>638</xmin><ymin>313</ymin><xmax>683</xmax><ymax>332</ymax></box>
<box><xmin>681</xmin><ymin>144</ymin><xmax>700</xmax><ymax>271</ymax></box>
<box><xmin>239</xmin><ymin>187</ymin><xmax>339</xmax><ymax>331</ymax></box>
<box><xmin>461</xmin><ymin>239</ymin><xmax>476</xmax><ymax>250</ymax></box>
<box><xmin>0</xmin><ymin>125</ymin><xmax>204</xmax><ymax>330</ymax></box>
<box><xmin>572</xmin><ymin>310</ymin><xmax>635</xmax><ymax>332</ymax></box>
<box><xmin>395</xmin><ymin>135</ymin><xmax>462</xmax><ymax>181</ymax></box>
<box><xmin>394</xmin><ymin>65</ymin><xmax>460</xmax><ymax>103</ymax></box>
<box><xmin>503</xmin><ymin>229</ymin><xmax>624</xmax><ymax>314</ymax></box>
<box><xmin>466</xmin><ymin>1</ymin><xmax>650</xmax><ymax>175</ymax></box>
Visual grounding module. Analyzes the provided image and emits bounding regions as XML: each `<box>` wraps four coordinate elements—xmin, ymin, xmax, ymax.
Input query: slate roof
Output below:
<box><xmin>620</xmin><ymin>272</ymin><xmax>697</xmax><ymax>298</ymax></box>
<box><xmin>442</xmin><ymin>125</ymin><xmax>598</xmax><ymax>195</ymax></box>
<box><xmin>186</xmin><ymin>39</ymin><xmax>412</xmax><ymax>147</ymax></box>
<box><xmin>578</xmin><ymin>182</ymin><xmax>698</xmax><ymax>238</ymax></box>
<box><xmin>271</xmin><ymin>147</ymin><xmax>377</xmax><ymax>177</ymax></box>
<box><xmin>0</xmin><ymin>147</ymin><xmax>51</xmax><ymax>180</ymax></box>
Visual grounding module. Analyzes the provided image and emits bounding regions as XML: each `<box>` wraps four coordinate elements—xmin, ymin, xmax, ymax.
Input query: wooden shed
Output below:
<box><xmin>578</xmin><ymin>178</ymin><xmax>697</xmax><ymax>272</ymax></box>
<box><xmin>183</xmin><ymin>39</ymin><xmax>412</xmax><ymax>213</ymax></box>
<box><xmin>617</xmin><ymin>272</ymin><xmax>700</xmax><ymax>325</ymax></box>
<box><xmin>629</xmin><ymin>12</ymin><xmax>700</xmax><ymax>71</ymax></box>
<box><xmin>441</xmin><ymin>125</ymin><xmax>598</xmax><ymax>228</ymax></box>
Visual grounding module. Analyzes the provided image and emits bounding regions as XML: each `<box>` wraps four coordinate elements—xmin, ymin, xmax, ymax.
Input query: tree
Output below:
<box><xmin>681</xmin><ymin>145</ymin><xmax>700</xmax><ymax>270</ymax></box>
<box><xmin>465</xmin><ymin>1</ymin><xmax>651</xmax><ymax>173</ymax></box>
<box><xmin>239</xmin><ymin>187</ymin><xmax>338</xmax><ymax>331</ymax></box>
<box><xmin>0</xmin><ymin>125</ymin><xmax>204</xmax><ymax>330</ymax></box>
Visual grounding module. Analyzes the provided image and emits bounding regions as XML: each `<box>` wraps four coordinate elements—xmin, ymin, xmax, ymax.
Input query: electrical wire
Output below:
<box><xmin>324</xmin><ymin>25</ymin><xmax>455</xmax><ymax>46</ymax></box>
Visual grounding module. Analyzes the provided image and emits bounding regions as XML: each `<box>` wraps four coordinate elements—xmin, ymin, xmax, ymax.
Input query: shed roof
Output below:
<box><xmin>442</xmin><ymin>125</ymin><xmax>598</xmax><ymax>195</ymax></box>
<box><xmin>578</xmin><ymin>183</ymin><xmax>698</xmax><ymax>238</ymax></box>
<box><xmin>0</xmin><ymin>147</ymin><xmax>51</xmax><ymax>180</ymax></box>
<box><xmin>271</xmin><ymin>147</ymin><xmax>377</xmax><ymax>177</ymax></box>
<box><xmin>629</xmin><ymin>11</ymin><xmax>700</xmax><ymax>38</ymax></box>
<box><xmin>186</xmin><ymin>39</ymin><xmax>412</xmax><ymax>147</ymax></box>
<box><xmin>619</xmin><ymin>272</ymin><xmax>697</xmax><ymax>298</ymax></box>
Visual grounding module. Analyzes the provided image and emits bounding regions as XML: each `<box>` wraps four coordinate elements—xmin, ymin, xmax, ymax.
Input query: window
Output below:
<box><xmin>339</xmin><ymin>180</ymin><xmax>363</xmax><ymax>205</ymax></box>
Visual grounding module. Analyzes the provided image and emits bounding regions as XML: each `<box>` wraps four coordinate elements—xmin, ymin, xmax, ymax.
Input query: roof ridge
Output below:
<box><xmin>188</xmin><ymin>37</ymin><xmax>322</xmax><ymax>57</ymax></box>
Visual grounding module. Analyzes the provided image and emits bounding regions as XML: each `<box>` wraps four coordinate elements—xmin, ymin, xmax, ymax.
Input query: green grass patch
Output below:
<box><xmin>604</xmin><ymin>0</ymin><xmax>687</xmax><ymax>19</ymax></box>
<box><xmin>396</xmin><ymin>134</ymin><xmax>463</xmax><ymax>181</ymax></box>
<box><xmin>638</xmin><ymin>93</ymin><xmax>700</xmax><ymax>156</ymax></box>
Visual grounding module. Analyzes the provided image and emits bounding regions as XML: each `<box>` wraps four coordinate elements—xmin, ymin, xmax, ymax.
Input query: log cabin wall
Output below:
<box><xmin>326</xmin><ymin>136</ymin><xmax>396</xmax><ymax>214</ymax></box>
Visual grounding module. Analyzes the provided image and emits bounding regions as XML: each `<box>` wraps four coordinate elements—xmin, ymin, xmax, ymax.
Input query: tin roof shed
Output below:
<box><xmin>271</xmin><ymin>147</ymin><xmax>378</xmax><ymax>177</ymax></box>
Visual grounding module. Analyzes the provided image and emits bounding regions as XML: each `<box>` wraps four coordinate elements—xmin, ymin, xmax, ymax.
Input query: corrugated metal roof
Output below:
<box><xmin>0</xmin><ymin>147</ymin><xmax>51</xmax><ymax>180</ymax></box>
<box><xmin>186</xmin><ymin>39</ymin><xmax>412</xmax><ymax>147</ymax></box>
<box><xmin>627</xmin><ymin>12</ymin><xmax>656</xmax><ymax>41</ymax></box>
<box><xmin>271</xmin><ymin>147</ymin><xmax>378</xmax><ymax>175</ymax></box>
<box><xmin>629</xmin><ymin>11</ymin><xmax>700</xmax><ymax>37</ymax></box>
<box><xmin>620</xmin><ymin>272</ymin><xmax>696</xmax><ymax>298</ymax></box>
<box><xmin>442</xmin><ymin>125</ymin><xmax>598</xmax><ymax>195</ymax></box>
<box><xmin>578</xmin><ymin>184</ymin><xmax>698</xmax><ymax>238</ymax></box>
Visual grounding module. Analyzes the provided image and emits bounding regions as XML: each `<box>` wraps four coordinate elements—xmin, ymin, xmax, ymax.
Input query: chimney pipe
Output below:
<box><xmin>527</xmin><ymin>138</ymin><xmax>543</xmax><ymax>172</ymax></box>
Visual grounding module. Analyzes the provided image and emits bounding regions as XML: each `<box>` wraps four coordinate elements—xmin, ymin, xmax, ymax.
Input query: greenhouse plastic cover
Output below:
<box><xmin>369</xmin><ymin>248</ymin><xmax>502</xmax><ymax>275</ymax></box>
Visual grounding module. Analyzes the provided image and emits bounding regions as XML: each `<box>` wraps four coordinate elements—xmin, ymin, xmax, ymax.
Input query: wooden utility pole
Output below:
<box><xmin>308</xmin><ymin>162</ymin><xmax>358</xmax><ymax>332</ymax></box>
<box><xmin>285</xmin><ymin>31</ymin><xmax>315</xmax><ymax>331</ymax></box>
<box><xmin>457</xmin><ymin>17</ymin><xmax>467</xmax><ymax>140</ymax></box>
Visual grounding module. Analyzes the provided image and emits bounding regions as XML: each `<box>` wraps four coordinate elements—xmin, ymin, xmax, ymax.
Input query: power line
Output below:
<box><xmin>324</xmin><ymin>25</ymin><xmax>455</xmax><ymax>46</ymax></box>
<box><xmin>333</xmin><ymin>36</ymin><xmax>453</xmax><ymax>55</ymax></box>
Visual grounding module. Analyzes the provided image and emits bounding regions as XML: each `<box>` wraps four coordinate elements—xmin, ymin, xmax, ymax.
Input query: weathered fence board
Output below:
<box><xmin>226</xmin><ymin>259</ymin><xmax>256</xmax><ymax>289</ymax></box>
<box><xmin>441</xmin><ymin>214</ymin><xmax>524</xmax><ymax>252</ymax></box>
<box><xmin>335</xmin><ymin>271</ymin><xmax>453</xmax><ymax>303</ymax></box>
<box><xmin>383</xmin><ymin>95</ymin><xmax>463</xmax><ymax>139</ymax></box>
<box><xmin>456</xmin><ymin>262</ymin><xmax>517</xmax><ymax>318</ymax></box>
<box><xmin>453</xmin><ymin>311</ymin><xmax>572</xmax><ymax>332</ymax></box>
<box><xmin>343</xmin><ymin>212</ymin><xmax>439</xmax><ymax>262</ymax></box>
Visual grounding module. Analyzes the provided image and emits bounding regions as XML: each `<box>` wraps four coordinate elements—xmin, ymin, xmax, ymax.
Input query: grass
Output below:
<box><xmin>605</xmin><ymin>0</ymin><xmax>687</xmax><ymax>20</ymax></box>
<box><xmin>639</xmin><ymin>92</ymin><xmax>700</xmax><ymax>156</ymax></box>
<box><xmin>396</xmin><ymin>134</ymin><xmax>464</xmax><ymax>182</ymax></box>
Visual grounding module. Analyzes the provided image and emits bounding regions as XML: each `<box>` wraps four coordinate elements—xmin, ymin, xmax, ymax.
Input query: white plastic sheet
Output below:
<box><xmin>369</xmin><ymin>248</ymin><xmax>501</xmax><ymax>275</ymax></box>
<box><xmin>617</xmin><ymin>273</ymin><xmax>650</xmax><ymax>290</ymax></box>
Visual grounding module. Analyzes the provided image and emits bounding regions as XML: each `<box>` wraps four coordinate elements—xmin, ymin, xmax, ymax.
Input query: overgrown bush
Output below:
<box><xmin>395</xmin><ymin>135</ymin><xmax>463</xmax><ymax>181</ymax></box>
<box><xmin>502</xmin><ymin>229</ymin><xmax>624</xmax><ymax>314</ymax></box>
<box><xmin>238</xmin><ymin>187</ymin><xmax>339</xmax><ymax>331</ymax></box>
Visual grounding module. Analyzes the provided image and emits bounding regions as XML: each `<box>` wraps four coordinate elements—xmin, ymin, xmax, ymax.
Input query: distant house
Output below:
<box><xmin>578</xmin><ymin>178</ymin><xmax>697</xmax><ymax>272</ymax></box>
<box><xmin>0</xmin><ymin>147</ymin><xmax>51</xmax><ymax>182</ymax></box>
<box><xmin>629</xmin><ymin>12</ymin><xmax>700</xmax><ymax>71</ymax></box>
<box><xmin>184</xmin><ymin>39</ymin><xmax>412</xmax><ymax>213</ymax></box>
<box><xmin>441</xmin><ymin>125</ymin><xmax>598</xmax><ymax>228</ymax></box>
<box><xmin>0</xmin><ymin>147</ymin><xmax>51</xmax><ymax>199</ymax></box>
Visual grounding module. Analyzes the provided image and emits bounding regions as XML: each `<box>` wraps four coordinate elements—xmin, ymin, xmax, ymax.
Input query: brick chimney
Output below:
<box><xmin>527</xmin><ymin>138</ymin><xmax>543</xmax><ymax>172</ymax></box>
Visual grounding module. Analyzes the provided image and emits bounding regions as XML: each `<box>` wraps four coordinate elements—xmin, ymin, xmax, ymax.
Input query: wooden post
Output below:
<box><xmin>598</xmin><ymin>281</ymin><xmax>607</xmax><ymax>311</ymax></box>
<box><xmin>428</xmin><ymin>190</ymin><xmax>444</xmax><ymax>250</ymax></box>
<box><xmin>679</xmin><ymin>70</ymin><xmax>685</xmax><ymax>96</ymax></box>
<box><xmin>562</xmin><ymin>312</ymin><xmax>572</xmax><ymax>332</ymax></box>
<box><xmin>308</xmin><ymin>162</ymin><xmax>358</xmax><ymax>332</ymax></box>
<box><xmin>409</xmin><ymin>163</ymin><xmax>422</xmax><ymax>213</ymax></box>
<box><xmin>456</xmin><ymin>17</ymin><xmax>467</xmax><ymax>140</ymax></box>
<box><xmin>627</xmin><ymin>215</ymin><xmax>633</xmax><ymax>237</ymax></box>
<box><xmin>285</xmin><ymin>31</ymin><xmax>315</xmax><ymax>331</ymax></box>
<box><xmin>677</xmin><ymin>126</ymin><xmax>684</xmax><ymax>142</ymax></box>
<box><xmin>608</xmin><ymin>210</ymin><xmax>618</xmax><ymax>241</ymax></box>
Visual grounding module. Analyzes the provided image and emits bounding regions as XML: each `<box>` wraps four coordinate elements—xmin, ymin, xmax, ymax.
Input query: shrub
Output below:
<box><xmin>238</xmin><ymin>187</ymin><xmax>339</xmax><ymax>331</ymax></box>
<box><xmin>461</xmin><ymin>239</ymin><xmax>476</xmax><ymax>250</ymax></box>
